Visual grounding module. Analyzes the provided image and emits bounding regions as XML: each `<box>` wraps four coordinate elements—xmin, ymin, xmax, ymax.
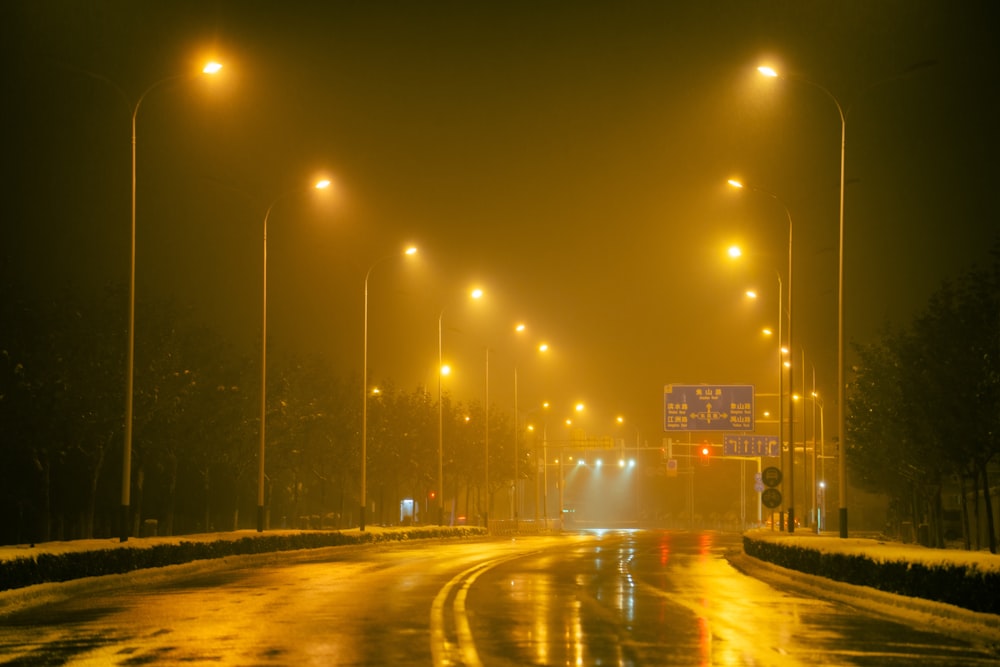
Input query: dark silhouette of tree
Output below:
<box><xmin>848</xmin><ymin>244</ymin><xmax>999</xmax><ymax>551</ymax></box>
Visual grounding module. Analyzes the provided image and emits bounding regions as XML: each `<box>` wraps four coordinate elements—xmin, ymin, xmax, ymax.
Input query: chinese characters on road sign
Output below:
<box><xmin>663</xmin><ymin>384</ymin><xmax>754</xmax><ymax>431</ymax></box>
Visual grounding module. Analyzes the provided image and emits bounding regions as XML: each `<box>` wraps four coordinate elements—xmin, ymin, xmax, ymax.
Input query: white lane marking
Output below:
<box><xmin>430</xmin><ymin>552</ymin><xmax>536</xmax><ymax>667</ymax></box>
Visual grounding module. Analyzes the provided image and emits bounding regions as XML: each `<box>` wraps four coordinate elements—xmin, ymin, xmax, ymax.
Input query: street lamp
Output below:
<box><xmin>360</xmin><ymin>246</ymin><xmax>418</xmax><ymax>531</ymax></box>
<box><xmin>793</xmin><ymin>387</ymin><xmax>825</xmax><ymax>533</ymax></box>
<box><xmin>758</xmin><ymin>63</ymin><xmax>934</xmax><ymax>537</ymax></box>
<box><xmin>437</xmin><ymin>288</ymin><xmax>484</xmax><ymax>527</ymax></box>
<box><xmin>744</xmin><ymin>276</ymin><xmax>785</xmax><ymax>521</ymax></box>
<box><xmin>811</xmin><ymin>389</ymin><xmax>826</xmax><ymax>532</ymax></box>
<box><xmin>729</xmin><ymin>178</ymin><xmax>796</xmax><ymax>532</ymax></box>
<box><xmin>121</xmin><ymin>61</ymin><xmax>222</xmax><ymax>542</ymax></box>
<box><xmin>257</xmin><ymin>178</ymin><xmax>332</xmax><ymax>533</ymax></box>
<box><xmin>541</xmin><ymin>401</ymin><xmax>551</xmax><ymax>526</ymax></box>
<box><xmin>512</xmin><ymin>327</ymin><xmax>548</xmax><ymax>528</ymax></box>
<box><xmin>512</xmin><ymin>325</ymin><xmax>524</xmax><ymax>528</ymax></box>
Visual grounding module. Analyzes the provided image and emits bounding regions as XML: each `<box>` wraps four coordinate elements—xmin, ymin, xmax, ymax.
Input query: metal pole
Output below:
<box><xmin>542</xmin><ymin>423</ymin><xmax>548</xmax><ymax>527</ymax></box>
<box><xmin>258</xmin><ymin>204</ymin><xmax>271</xmax><ymax>533</ymax></box>
<box><xmin>484</xmin><ymin>347</ymin><xmax>490</xmax><ymax>529</ymax></box>
<box><xmin>256</xmin><ymin>180</ymin><xmax>331</xmax><ymax>533</ymax></box>
<box><xmin>836</xmin><ymin>105</ymin><xmax>848</xmax><ymax>538</ymax></box>
<box><xmin>762</xmin><ymin>61</ymin><xmax>935</xmax><ymax>537</ymax></box>
<box><xmin>437</xmin><ymin>310</ymin><xmax>445</xmax><ymax>526</ymax></box>
<box><xmin>786</xmin><ymin>201</ymin><xmax>795</xmax><ymax>533</ymax></box>
<box><xmin>513</xmin><ymin>366</ymin><xmax>518</xmax><ymax>527</ymax></box>
<box><xmin>361</xmin><ymin>269</ymin><xmax>369</xmax><ymax>531</ymax></box>
<box><xmin>360</xmin><ymin>249</ymin><xmax>414</xmax><ymax>531</ymax></box>
<box><xmin>122</xmin><ymin>74</ymin><xmax>185</xmax><ymax>543</ymax></box>
<box><xmin>737</xmin><ymin>184</ymin><xmax>794</xmax><ymax>531</ymax></box>
<box><xmin>777</xmin><ymin>273</ymin><xmax>784</xmax><ymax>530</ymax></box>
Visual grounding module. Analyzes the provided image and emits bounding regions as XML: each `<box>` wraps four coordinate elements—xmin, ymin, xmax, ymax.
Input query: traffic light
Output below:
<box><xmin>428</xmin><ymin>490</ymin><xmax>437</xmax><ymax>500</ymax></box>
<box><xmin>700</xmin><ymin>445</ymin><xmax>710</xmax><ymax>466</ymax></box>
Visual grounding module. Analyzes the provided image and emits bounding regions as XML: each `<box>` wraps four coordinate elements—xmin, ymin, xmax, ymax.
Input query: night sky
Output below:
<box><xmin>3</xmin><ymin>1</ymin><xmax>997</xmax><ymax>446</ymax></box>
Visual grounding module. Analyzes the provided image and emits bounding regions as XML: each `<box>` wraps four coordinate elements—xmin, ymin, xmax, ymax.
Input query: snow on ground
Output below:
<box><xmin>0</xmin><ymin>529</ymin><xmax>375</xmax><ymax>562</ymax></box>
<box><xmin>730</xmin><ymin>548</ymin><xmax>1000</xmax><ymax>647</ymax></box>
<box><xmin>744</xmin><ymin>528</ymin><xmax>1000</xmax><ymax>572</ymax></box>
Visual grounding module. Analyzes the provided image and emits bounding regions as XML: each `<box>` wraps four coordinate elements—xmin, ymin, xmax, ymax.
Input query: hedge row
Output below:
<box><xmin>743</xmin><ymin>535</ymin><xmax>1000</xmax><ymax>615</ymax></box>
<box><xmin>0</xmin><ymin>526</ymin><xmax>486</xmax><ymax>593</ymax></box>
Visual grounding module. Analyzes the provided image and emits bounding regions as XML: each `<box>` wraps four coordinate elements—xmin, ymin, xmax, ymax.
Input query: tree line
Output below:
<box><xmin>847</xmin><ymin>244</ymin><xmax>1000</xmax><ymax>552</ymax></box>
<box><xmin>0</xmin><ymin>284</ymin><xmax>517</xmax><ymax>546</ymax></box>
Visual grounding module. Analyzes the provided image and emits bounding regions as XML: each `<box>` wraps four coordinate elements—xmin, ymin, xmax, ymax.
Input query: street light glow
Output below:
<box><xmin>538</xmin><ymin>342</ymin><xmax>548</xmax><ymax>352</ymax></box>
<box><xmin>315</xmin><ymin>179</ymin><xmax>331</xmax><ymax>189</ymax></box>
<box><xmin>758</xmin><ymin>65</ymin><xmax>778</xmax><ymax>77</ymax></box>
<box><xmin>202</xmin><ymin>61</ymin><xmax>223</xmax><ymax>74</ymax></box>
<box><xmin>728</xmin><ymin>245</ymin><xmax>742</xmax><ymax>258</ymax></box>
<box><xmin>361</xmin><ymin>243</ymin><xmax>421</xmax><ymax>531</ymax></box>
<box><xmin>471</xmin><ymin>288</ymin><xmax>484</xmax><ymax>299</ymax></box>
<box><xmin>727</xmin><ymin>179</ymin><xmax>744</xmax><ymax>188</ymax></box>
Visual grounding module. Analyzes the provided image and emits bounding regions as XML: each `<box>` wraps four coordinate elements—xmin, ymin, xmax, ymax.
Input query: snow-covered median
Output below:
<box><xmin>0</xmin><ymin>526</ymin><xmax>487</xmax><ymax>595</ymax></box>
<box><xmin>738</xmin><ymin>529</ymin><xmax>1000</xmax><ymax>642</ymax></box>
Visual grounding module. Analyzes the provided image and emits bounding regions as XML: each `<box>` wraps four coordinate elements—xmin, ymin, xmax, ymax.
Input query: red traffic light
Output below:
<box><xmin>428</xmin><ymin>490</ymin><xmax>437</xmax><ymax>500</ymax></box>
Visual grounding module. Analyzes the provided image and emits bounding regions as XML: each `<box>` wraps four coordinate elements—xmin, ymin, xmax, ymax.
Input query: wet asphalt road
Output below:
<box><xmin>1</xmin><ymin>529</ymin><xmax>997</xmax><ymax>666</ymax></box>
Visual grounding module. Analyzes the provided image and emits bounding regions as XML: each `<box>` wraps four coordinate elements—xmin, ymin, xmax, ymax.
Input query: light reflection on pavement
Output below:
<box><xmin>1</xmin><ymin>531</ymin><xmax>998</xmax><ymax>666</ymax></box>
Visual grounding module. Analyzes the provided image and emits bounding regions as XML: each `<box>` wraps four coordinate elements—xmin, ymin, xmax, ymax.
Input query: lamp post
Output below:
<box><xmin>744</xmin><ymin>273</ymin><xmax>785</xmax><ymax>527</ymax></box>
<box><xmin>729</xmin><ymin>179</ymin><xmax>796</xmax><ymax>531</ymax></box>
<box><xmin>121</xmin><ymin>62</ymin><xmax>222</xmax><ymax>542</ymax></box>
<box><xmin>512</xmin><ymin>324</ymin><xmax>524</xmax><ymax>527</ymax></box>
<box><xmin>360</xmin><ymin>247</ymin><xmax>418</xmax><ymax>531</ymax></box>
<box><xmin>793</xmin><ymin>386</ymin><xmax>826</xmax><ymax>532</ymax></box>
<box><xmin>757</xmin><ymin>62</ymin><xmax>933</xmax><ymax>536</ymax></box>
<box><xmin>760</xmin><ymin>66</ymin><xmax>833</xmax><ymax>535</ymax></box>
<box><xmin>257</xmin><ymin>178</ymin><xmax>332</xmax><ymax>533</ymax></box>
<box><xmin>511</xmin><ymin>326</ymin><xmax>548</xmax><ymax>528</ymax></box>
<box><xmin>558</xmin><ymin>403</ymin><xmax>585</xmax><ymax>531</ymax></box>
<box><xmin>437</xmin><ymin>288</ymin><xmax>484</xmax><ymax>527</ymax></box>
<box><xmin>810</xmin><ymin>389</ymin><xmax>826</xmax><ymax>532</ymax></box>
<box><xmin>484</xmin><ymin>345</ymin><xmax>490</xmax><ymax>528</ymax></box>
<box><xmin>541</xmin><ymin>402</ymin><xmax>551</xmax><ymax>526</ymax></box>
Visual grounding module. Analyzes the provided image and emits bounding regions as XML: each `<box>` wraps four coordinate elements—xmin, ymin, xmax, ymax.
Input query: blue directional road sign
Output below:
<box><xmin>723</xmin><ymin>434</ymin><xmax>780</xmax><ymax>457</ymax></box>
<box><xmin>663</xmin><ymin>385</ymin><xmax>754</xmax><ymax>431</ymax></box>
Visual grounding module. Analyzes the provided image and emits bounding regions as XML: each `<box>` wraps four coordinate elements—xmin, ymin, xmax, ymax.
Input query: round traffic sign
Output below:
<box><xmin>761</xmin><ymin>466</ymin><xmax>782</xmax><ymax>488</ymax></box>
<box><xmin>761</xmin><ymin>488</ymin><xmax>782</xmax><ymax>509</ymax></box>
